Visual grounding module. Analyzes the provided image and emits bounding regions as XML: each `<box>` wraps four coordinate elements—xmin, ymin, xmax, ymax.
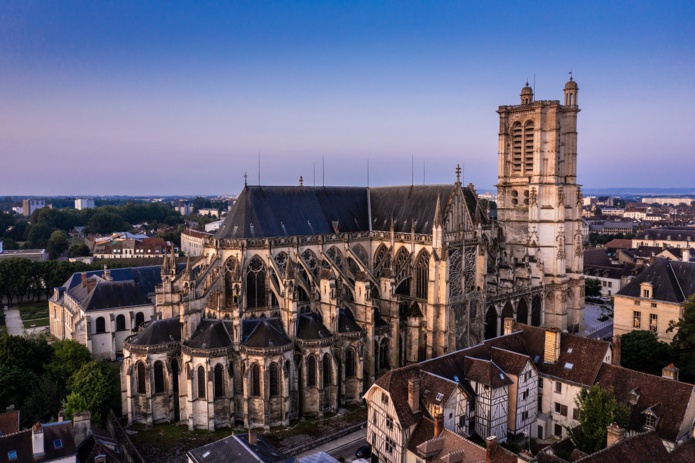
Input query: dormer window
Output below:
<box><xmin>645</xmin><ymin>412</ymin><xmax>657</xmax><ymax>429</ymax></box>
<box><xmin>640</xmin><ymin>282</ymin><xmax>653</xmax><ymax>299</ymax></box>
<box><xmin>629</xmin><ymin>389</ymin><xmax>640</xmax><ymax>405</ymax></box>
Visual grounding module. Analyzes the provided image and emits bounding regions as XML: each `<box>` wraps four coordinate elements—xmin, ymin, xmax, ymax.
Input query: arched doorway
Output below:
<box><xmin>532</xmin><ymin>295</ymin><xmax>542</xmax><ymax>327</ymax></box>
<box><xmin>517</xmin><ymin>299</ymin><xmax>529</xmax><ymax>325</ymax></box>
<box><xmin>501</xmin><ymin>301</ymin><xmax>514</xmax><ymax>321</ymax></box>
<box><xmin>485</xmin><ymin>306</ymin><xmax>498</xmax><ymax>340</ymax></box>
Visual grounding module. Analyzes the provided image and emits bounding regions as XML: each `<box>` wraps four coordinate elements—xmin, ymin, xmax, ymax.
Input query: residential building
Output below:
<box><xmin>181</xmin><ymin>228</ymin><xmax>212</xmax><ymax>257</ymax></box>
<box><xmin>174</xmin><ymin>202</ymin><xmax>192</xmax><ymax>215</ymax></box>
<box><xmin>186</xmin><ymin>429</ymin><xmax>293</xmax><ymax>463</ymax></box>
<box><xmin>0</xmin><ymin>241</ymin><xmax>48</xmax><ymax>262</ymax></box>
<box><xmin>0</xmin><ymin>420</ymin><xmax>76</xmax><ymax>462</ymax></box>
<box><xmin>197</xmin><ymin>208</ymin><xmax>220</xmax><ymax>217</ymax></box>
<box><xmin>632</xmin><ymin>227</ymin><xmax>695</xmax><ymax>249</ymax></box>
<box><xmin>642</xmin><ymin>197</ymin><xmax>694</xmax><ymax>206</ymax></box>
<box><xmin>22</xmin><ymin>198</ymin><xmax>45</xmax><ymax>216</ymax></box>
<box><xmin>613</xmin><ymin>258</ymin><xmax>695</xmax><ymax>343</ymax></box>
<box><xmin>90</xmin><ymin>235</ymin><xmax>174</xmax><ymax>259</ymax></box>
<box><xmin>75</xmin><ymin>198</ymin><xmax>95</xmax><ymax>210</ymax></box>
<box><xmin>204</xmin><ymin>219</ymin><xmax>223</xmax><ymax>232</ymax></box>
<box><xmin>49</xmin><ymin>265</ymin><xmax>170</xmax><ymax>360</ymax></box>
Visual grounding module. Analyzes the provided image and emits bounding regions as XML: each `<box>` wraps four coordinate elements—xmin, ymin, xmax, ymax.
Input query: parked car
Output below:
<box><xmin>355</xmin><ymin>445</ymin><xmax>372</xmax><ymax>459</ymax></box>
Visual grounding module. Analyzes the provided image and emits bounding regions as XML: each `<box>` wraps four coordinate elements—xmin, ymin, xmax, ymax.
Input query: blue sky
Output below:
<box><xmin>1</xmin><ymin>1</ymin><xmax>693</xmax><ymax>195</ymax></box>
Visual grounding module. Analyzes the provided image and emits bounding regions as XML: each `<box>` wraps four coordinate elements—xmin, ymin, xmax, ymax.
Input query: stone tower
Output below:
<box><xmin>496</xmin><ymin>76</ymin><xmax>584</xmax><ymax>332</ymax></box>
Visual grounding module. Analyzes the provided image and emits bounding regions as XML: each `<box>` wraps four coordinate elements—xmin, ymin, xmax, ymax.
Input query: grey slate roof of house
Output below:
<box><xmin>187</xmin><ymin>433</ymin><xmax>293</xmax><ymax>463</ymax></box>
<box><xmin>0</xmin><ymin>421</ymin><xmax>76</xmax><ymax>463</ymax></box>
<box><xmin>617</xmin><ymin>258</ymin><xmax>695</xmax><ymax>303</ymax></box>
<box><xmin>215</xmin><ymin>184</ymin><xmax>484</xmax><ymax>239</ymax></box>
<box><xmin>67</xmin><ymin>278</ymin><xmax>151</xmax><ymax>311</ymax></box>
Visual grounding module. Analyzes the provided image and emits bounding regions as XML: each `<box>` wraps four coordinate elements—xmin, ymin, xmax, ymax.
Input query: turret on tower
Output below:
<box><xmin>520</xmin><ymin>82</ymin><xmax>534</xmax><ymax>105</ymax></box>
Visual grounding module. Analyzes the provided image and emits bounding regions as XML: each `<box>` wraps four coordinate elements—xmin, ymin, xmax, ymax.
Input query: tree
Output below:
<box><xmin>22</xmin><ymin>374</ymin><xmax>63</xmax><ymax>427</ymax></box>
<box><xmin>668</xmin><ymin>294</ymin><xmax>695</xmax><ymax>383</ymax></box>
<box><xmin>0</xmin><ymin>212</ymin><xmax>16</xmax><ymax>236</ymax></box>
<box><xmin>26</xmin><ymin>223</ymin><xmax>53</xmax><ymax>248</ymax></box>
<box><xmin>573</xmin><ymin>384</ymin><xmax>630</xmax><ymax>454</ymax></box>
<box><xmin>46</xmin><ymin>340</ymin><xmax>92</xmax><ymax>386</ymax></box>
<box><xmin>68</xmin><ymin>243</ymin><xmax>91</xmax><ymax>257</ymax></box>
<box><xmin>86</xmin><ymin>212</ymin><xmax>127</xmax><ymax>235</ymax></box>
<box><xmin>47</xmin><ymin>230</ymin><xmax>69</xmax><ymax>259</ymax></box>
<box><xmin>620</xmin><ymin>330</ymin><xmax>672</xmax><ymax>376</ymax></box>
<box><xmin>585</xmin><ymin>278</ymin><xmax>601</xmax><ymax>298</ymax></box>
<box><xmin>68</xmin><ymin>361</ymin><xmax>112</xmax><ymax>425</ymax></box>
<box><xmin>62</xmin><ymin>392</ymin><xmax>89</xmax><ymax>422</ymax></box>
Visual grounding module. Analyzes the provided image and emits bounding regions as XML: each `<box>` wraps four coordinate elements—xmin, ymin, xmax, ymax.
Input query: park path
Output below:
<box><xmin>5</xmin><ymin>309</ymin><xmax>25</xmax><ymax>336</ymax></box>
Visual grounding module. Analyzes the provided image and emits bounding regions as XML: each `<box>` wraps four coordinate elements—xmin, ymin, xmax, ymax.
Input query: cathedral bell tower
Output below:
<box><xmin>496</xmin><ymin>75</ymin><xmax>584</xmax><ymax>332</ymax></box>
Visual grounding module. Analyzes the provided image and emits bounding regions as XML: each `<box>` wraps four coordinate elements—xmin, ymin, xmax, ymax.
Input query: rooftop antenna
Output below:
<box><xmin>257</xmin><ymin>152</ymin><xmax>261</xmax><ymax>185</ymax></box>
<box><xmin>411</xmin><ymin>154</ymin><xmax>414</xmax><ymax>186</ymax></box>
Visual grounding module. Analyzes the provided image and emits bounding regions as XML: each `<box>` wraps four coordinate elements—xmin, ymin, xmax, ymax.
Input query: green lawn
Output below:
<box><xmin>17</xmin><ymin>302</ymin><xmax>49</xmax><ymax>320</ymax></box>
<box><xmin>23</xmin><ymin>318</ymin><xmax>49</xmax><ymax>328</ymax></box>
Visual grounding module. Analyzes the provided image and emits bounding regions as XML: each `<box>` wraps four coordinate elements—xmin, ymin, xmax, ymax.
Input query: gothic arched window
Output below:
<box><xmin>246</xmin><ymin>256</ymin><xmax>266</xmax><ymax>309</ymax></box>
<box><xmin>154</xmin><ymin>361</ymin><xmax>164</xmax><ymax>393</ymax></box>
<box><xmin>345</xmin><ymin>348</ymin><xmax>356</xmax><ymax>378</ymax></box>
<box><xmin>116</xmin><ymin>314</ymin><xmax>126</xmax><ymax>331</ymax></box>
<box><xmin>323</xmin><ymin>354</ymin><xmax>332</xmax><ymax>387</ymax></box>
<box><xmin>214</xmin><ymin>364</ymin><xmax>224</xmax><ymax>398</ymax></box>
<box><xmin>373</xmin><ymin>244</ymin><xmax>391</xmax><ymax>278</ymax></box>
<box><xmin>251</xmin><ymin>364</ymin><xmax>261</xmax><ymax>397</ymax></box>
<box><xmin>95</xmin><ymin>317</ymin><xmax>106</xmax><ymax>333</ymax></box>
<box><xmin>197</xmin><ymin>366</ymin><xmax>206</xmax><ymax>399</ymax></box>
<box><xmin>307</xmin><ymin>356</ymin><xmax>317</xmax><ymax>387</ymax></box>
<box><xmin>415</xmin><ymin>250</ymin><xmax>429</xmax><ymax>300</ymax></box>
<box><xmin>136</xmin><ymin>362</ymin><xmax>146</xmax><ymax>394</ymax></box>
<box><xmin>269</xmin><ymin>363</ymin><xmax>279</xmax><ymax>397</ymax></box>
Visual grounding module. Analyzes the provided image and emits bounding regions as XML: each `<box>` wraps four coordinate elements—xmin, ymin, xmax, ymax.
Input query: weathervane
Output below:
<box><xmin>243</xmin><ymin>172</ymin><xmax>248</xmax><ymax>187</ymax></box>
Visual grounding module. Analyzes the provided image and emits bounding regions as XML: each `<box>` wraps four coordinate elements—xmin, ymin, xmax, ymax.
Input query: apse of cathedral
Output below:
<box><xmin>121</xmin><ymin>78</ymin><xmax>584</xmax><ymax>431</ymax></box>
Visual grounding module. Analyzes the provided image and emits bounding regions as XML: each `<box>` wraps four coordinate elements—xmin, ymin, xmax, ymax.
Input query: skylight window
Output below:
<box><xmin>567</xmin><ymin>348</ymin><xmax>573</xmax><ymax>354</ymax></box>
<box><xmin>436</xmin><ymin>393</ymin><xmax>444</xmax><ymax>402</ymax></box>
<box><xmin>564</xmin><ymin>362</ymin><xmax>574</xmax><ymax>369</ymax></box>
<box><xmin>534</xmin><ymin>355</ymin><xmax>540</xmax><ymax>363</ymax></box>
<box><xmin>453</xmin><ymin>376</ymin><xmax>459</xmax><ymax>382</ymax></box>
<box><xmin>499</xmin><ymin>373</ymin><xmax>505</xmax><ymax>380</ymax></box>
<box><xmin>8</xmin><ymin>450</ymin><xmax>17</xmax><ymax>461</ymax></box>
<box><xmin>54</xmin><ymin>439</ymin><xmax>63</xmax><ymax>449</ymax></box>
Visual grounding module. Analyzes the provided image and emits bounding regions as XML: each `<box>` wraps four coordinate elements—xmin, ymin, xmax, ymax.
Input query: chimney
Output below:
<box><xmin>248</xmin><ymin>428</ymin><xmax>257</xmax><ymax>446</ymax></box>
<box><xmin>485</xmin><ymin>436</ymin><xmax>498</xmax><ymax>463</ymax></box>
<box><xmin>103</xmin><ymin>265</ymin><xmax>111</xmax><ymax>281</ymax></box>
<box><xmin>544</xmin><ymin>328</ymin><xmax>561</xmax><ymax>364</ymax></box>
<box><xmin>606</xmin><ymin>422</ymin><xmax>625</xmax><ymax>447</ymax></box>
<box><xmin>683</xmin><ymin>248</ymin><xmax>691</xmax><ymax>262</ymax></box>
<box><xmin>434</xmin><ymin>413</ymin><xmax>445</xmax><ymax>438</ymax></box>
<box><xmin>73</xmin><ymin>411</ymin><xmax>91</xmax><ymax>447</ymax></box>
<box><xmin>612</xmin><ymin>334</ymin><xmax>621</xmax><ymax>366</ymax></box>
<box><xmin>408</xmin><ymin>376</ymin><xmax>421</xmax><ymax>413</ymax></box>
<box><xmin>32</xmin><ymin>422</ymin><xmax>44</xmax><ymax>457</ymax></box>
<box><xmin>504</xmin><ymin>317</ymin><xmax>514</xmax><ymax>335</ymax></box>
<box><xmin>662</xmin><ymin>363</ymin><xmax>679</xmax><ymax>381</ymax></box>
<box><xmin>81</xmin><ymin>272</ymin><xmax>88</xmax><ymax>288</ymax></box>
<box><xmin>58</xmin><ymin>410</ymin><xmax>64</xmax><ymax>422</ymax></box>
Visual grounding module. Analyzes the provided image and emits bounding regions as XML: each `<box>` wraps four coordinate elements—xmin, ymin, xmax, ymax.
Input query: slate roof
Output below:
<box><xmin>504</xmin><ymin>323</ymin><xmax>610</xmax><ymax>386</ymax></box>
<box><xmin>636</xmin><ymin>227</ymin><xmax>695</xmax><ymax>241</ymax></box>
<box><xmin>187</xmin><ymin>320</ymin><xmax>234</xmax><ymax>349</ymax></box>
<box><xmin>671</xmin><ymin>437</ymin><xmax>695</xmax><ymax>463</ymax></box>
<box><xmin>595</xmin><ymin>363</ymin><xmax>695</xmax><ymax>442</ymax></box>
<box><xmin>67</xmin><ymin>277</ymin><xmax>151</xmax><ymax>311</ymax></box>
<box><xmin>76</xmin><ymin>433</ymin><xmax>125</xmax><ymax>463</ymax></box>
<box><xmin>296</xmin><ymin>313</ymin><xmax>332</xmax><ymax>340</ymax></box>
<box><xmin>215</xmin><ymin>183</ymin><xmax>484</xmax><ymax>239</ymax></box>
<box><xmin>242</xmin><ymin>319</ymin><xmax>292</xmax><ymax>348</ymax></box>
<box><xmin>187</xmin><ymin>433</ymin><xmax>293</xmax><ymax>463</ymax></box>
<box><xmin>337</xmin><ymin>308</ymin><xmax>363</xmax><ymax>334</ymax></box>
<box><xmin>297</xmin><ymin>451</ymin><xmax>340</xmax><ymax>463</ymax></box>
<box><xmin>0</xmin><ymin>422</ymin><xmax>77</xmax><ymax>463</ymax></box>
<box><xmin>56</xmin><ymin>265</ymin><xmax>169</xmax><ymax>297</ymax></box>
<box><xmin>617</xmin><ymin>258</ymin><xmax>695</xmax><ymax>303</ymax></box>
<box><xmin>128</xmin><ymin>318</ymin><xmax>181</xmax><ymax>346</ymax></box>
<box><xmin>583</xmin><ymin>249</ymin><xmax>612</xmax><ymax>267</ymax></box>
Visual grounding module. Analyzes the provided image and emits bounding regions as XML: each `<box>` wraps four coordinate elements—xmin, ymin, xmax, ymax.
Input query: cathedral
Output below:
<box><xmin>120</xmin><ymin>78</ymin><xmax>584</xmax><ymax>430</ymax></box>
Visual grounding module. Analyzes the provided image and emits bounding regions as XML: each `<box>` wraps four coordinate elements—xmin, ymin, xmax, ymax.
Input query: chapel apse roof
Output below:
<box><xmin>128</xmin><ymin>318</ymin><xmax>181</xmax><ymax>346</ymax></box>
<box><xmin>187</xmin><ymin>320</ymin><xmax>234</xmax><ymax>349</ymax></box>
<box><xmin>296</xmin><ymin>312</ymin><xmax>332</xmax><ymax>340</ymax></box>
<box><xmin>242</xmin><ymin>318</ymin><xmax>292</xmax><ymax>348</ymax></box>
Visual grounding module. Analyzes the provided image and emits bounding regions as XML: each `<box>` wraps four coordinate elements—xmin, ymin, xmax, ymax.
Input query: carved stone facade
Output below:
<box><xmin>120</xmin><ymin>81</ymin><xmax>582</xmax><ymax>430</ymax></box>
